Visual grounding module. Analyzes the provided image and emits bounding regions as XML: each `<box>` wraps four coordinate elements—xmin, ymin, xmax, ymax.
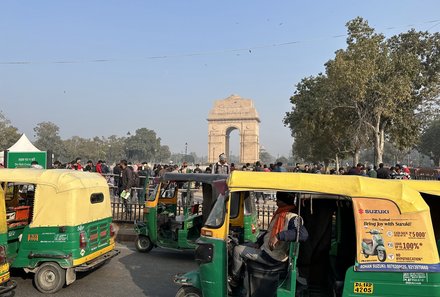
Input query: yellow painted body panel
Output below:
<box><xmin>0</xmin><ymin>187</ymin><xmax>7</xmax><ymax>234</ymax></box>
<box><xmin>0</xmin><ymin>271</ymin><xmax>9</xmax><ymax>284</ymax></box>
<box><xmin>73</xmin><ymin>241</ymin><xmax>115</xmax><ymax>266</ymax></box>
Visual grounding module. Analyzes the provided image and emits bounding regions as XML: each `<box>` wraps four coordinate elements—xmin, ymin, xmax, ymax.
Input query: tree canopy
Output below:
<box><xmin>6</xmin><ymin>119</ymin><xmax>171</xmax><ymax>165</ymax></box>
<box><xmin>284</xmin><ymin>17</ymin><xmax>440</xmax><ymax>166</ymax></box>
<box><xmin>0</xmin><ymin>112</ymin><xmax>20</xmax><ymax>150</ymax></box>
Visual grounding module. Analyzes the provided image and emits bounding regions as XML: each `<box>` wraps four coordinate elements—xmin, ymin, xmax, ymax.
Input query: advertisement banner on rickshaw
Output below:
<box><xmin>353</xmin><ymin>198</ymin><xmax>440</xmax><ymax>272</ymax></box>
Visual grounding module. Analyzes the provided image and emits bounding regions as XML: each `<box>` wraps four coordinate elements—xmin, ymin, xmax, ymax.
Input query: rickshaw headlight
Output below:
<box><xmin>195</xmin><ymin>243</ymin><xmax>213</xmax><ymax>264</ymax></box>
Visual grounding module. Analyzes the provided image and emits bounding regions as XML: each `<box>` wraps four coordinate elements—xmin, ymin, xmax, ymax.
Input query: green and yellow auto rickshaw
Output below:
<box><xmin>0</xmin><ymin>169</ymin><xmax>119</xmax><ymax>294</ymax></box>
<box><xmin>0</xmin><ymin>184</ymin><xmax>16</xmax><ymax>295</ymax></box>
<box><xmin>175</xmin><ymin>171</ymin><xmax>440</xmax><ymax>297</ymax></box>
<box><xmin>134</xmin><ymin>173</ymin><xmax>260</xmax><ymax>253</ymax></box>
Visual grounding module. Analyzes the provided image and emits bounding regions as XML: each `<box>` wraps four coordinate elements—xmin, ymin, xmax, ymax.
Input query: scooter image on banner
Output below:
<box><xmin>362</xmin><ymin>229</ymin><xmax>387</xmax><ymax>262</ymax></box>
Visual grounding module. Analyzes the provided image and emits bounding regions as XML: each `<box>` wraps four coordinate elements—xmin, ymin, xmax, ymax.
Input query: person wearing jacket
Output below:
<box><xmin>120</xmin><ymin>159</ymin><xmax>135</xmax><ymax>214</ymax></box>
<box><xmin>229</xmin><ymin>191</ymin><xmax>308</xmax><ymax>286</ymax></box>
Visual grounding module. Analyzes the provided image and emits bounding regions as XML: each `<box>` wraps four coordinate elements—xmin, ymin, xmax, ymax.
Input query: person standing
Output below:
<box><xmin>120</xmin><ymin>159</ymin><xmax>135</xmax><ymax>214</ymax></box>
<box><xmin>74</xmin><ymin>157</ymin><xmax>83</xmax><ymax>171</ymax></box>
<box><xmin>84</xmin><ymin>160</ymin><xmax>95</xmax><ymax>172</ymax></box>
<box><xmin>95</xmin><ymin>160</ymin><xmax>103</xmax><ymax>174</ymax></box>
<box><xmin>193</xmin><ymin>164</ymin><xmax>203</xmax><ymax>189</ymax></box>
<box><xmin>193</xmin><ymin>164</ymin><xmax>203</xmax><ymax>174</ymax></box>
<box><xmin>179</xmin><ymin>162</ymin><xmax>192</xmax><ymax>173</ymax></box>
<box><xmin>212</xmin><ymin>153</ymin><xmax>230</xmax><ymax>174</ymax></box>
<box><xmin>367</xmin><ymin>165</ymin><xmax>377</xmax><ymax>178</ymax></box>
<box><xmin>376</xmin><ymin>163</ymin><xmax>390</xmax><ymax>179</ymax></box>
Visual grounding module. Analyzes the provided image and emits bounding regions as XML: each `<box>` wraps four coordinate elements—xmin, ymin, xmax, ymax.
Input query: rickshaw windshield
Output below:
<box><xmin>159</xmin><ymin>181</ymin><xmax>177</xmax><ymax>199</ymax></box>
<box><xmin>147</xmin><ymin>184</ymin><xmax>160</xmax><ymax>201</ymax></box>
<box><xmin>205</xmin><ymin>193</ymin><xmax>227</xmax><ymax>228</ymax></box>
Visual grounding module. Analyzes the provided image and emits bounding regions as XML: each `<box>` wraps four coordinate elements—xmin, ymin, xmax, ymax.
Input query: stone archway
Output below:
<box><xmin>207</xmin><ymin>95</ymin><xmax>260</xmax><ymax>164</ymax></box>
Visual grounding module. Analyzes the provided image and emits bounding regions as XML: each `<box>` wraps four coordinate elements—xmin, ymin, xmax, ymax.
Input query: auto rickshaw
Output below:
<box><xmin>134</xmin><ymin>173</ymin><xmax>259</xmax><ymax>253</ymax></box>
<box><xmin>174</xmin><ymin>171</ymin><xmax>440</xmax><ymax>297</ymax></box>
<box><xmin>0</xmin><ymin>185</ymin><xmax>16</xmax><ymax>295</ymax></box>
<box><xmin>0</xmin><ymin>169</ymin><xmax>119</xmax><ymax>294</ymax></box>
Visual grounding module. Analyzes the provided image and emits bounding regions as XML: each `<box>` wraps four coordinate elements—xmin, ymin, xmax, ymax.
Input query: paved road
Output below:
<box><xmin>10</xmin><ymin>242</ymin><xmax>197</xmax><ymax>297</ymax></box>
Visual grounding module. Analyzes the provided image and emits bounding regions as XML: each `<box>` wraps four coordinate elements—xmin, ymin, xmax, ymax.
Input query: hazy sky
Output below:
<box><xmin>1</xmin><ymin>1</ymin><xmax>439</xmax><ymax>158</ymax></box>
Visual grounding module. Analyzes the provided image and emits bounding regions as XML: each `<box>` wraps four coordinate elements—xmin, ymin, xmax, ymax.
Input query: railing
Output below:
<box><xmin>111</xmin><ymin>199</ymin><xmax>277</xmax><ymax>229</ymax></box>
<box><xmin>110</xmin><ymin>173</ymin><xmax>438</xmax><ymax>225</ymax></box>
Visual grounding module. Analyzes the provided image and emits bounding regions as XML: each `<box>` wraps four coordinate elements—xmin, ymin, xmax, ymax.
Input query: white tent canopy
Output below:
<box><xmin>0</xmin><ymin>134</ymin><xmax>41</xmax><ymax>165</ymax></box>
<box><xmin>7</xmin><ymin>134</ymin><xmax>41</xmax><ymax>152</ymax></box>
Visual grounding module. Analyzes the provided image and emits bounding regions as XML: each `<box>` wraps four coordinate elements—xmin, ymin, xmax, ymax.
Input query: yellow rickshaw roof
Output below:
<box><xmin>401</xmin><ymin>179</ymin><xmax>440</xmax><ymax>196</ymax></box>
<box><xmin>227</xmin><ymin>171</ymin><xmax>431</xmax><ymax>213</ymax></box>
<box><xmin>0</xmin><ymin>168</ymin><xmax>108</xmax><ymax>192</ymax></box>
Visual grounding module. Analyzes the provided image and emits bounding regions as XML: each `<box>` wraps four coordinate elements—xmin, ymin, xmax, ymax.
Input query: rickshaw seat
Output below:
<box><xmin>246</xmin><ymin>260</ymin><xmax>289</xmax><ymax>297</ymax></box>
<box><xmin>247</xmin><ymin>260</ymin><xmax>288</xmax><ymax>273</ymax></box>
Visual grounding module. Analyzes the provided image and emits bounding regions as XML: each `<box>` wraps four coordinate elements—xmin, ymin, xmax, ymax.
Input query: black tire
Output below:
<box><xmin>135</xmin><ymin>235</ymin><xmax>154</xmax><ymax>253</ymax></box>
<box><xmin>377</xmin><ymin>249</ymin><xmax>386</xmax><ymax>262</ymax></box>
<box><xmin>176</xmin><ymin>286</ymin><xmax>202</xmax><ymax>297</ymax></box>
<box><xmin>34</xmin><ymin>262</ymin><xmax>66</xmax><ymax>294</ymax></box>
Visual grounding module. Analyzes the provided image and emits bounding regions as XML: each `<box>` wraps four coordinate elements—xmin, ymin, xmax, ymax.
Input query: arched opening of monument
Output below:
<box><xmin>226</xmin><ymin>127</ymin><xmax>240</xmax><ymax>164</ymax></box>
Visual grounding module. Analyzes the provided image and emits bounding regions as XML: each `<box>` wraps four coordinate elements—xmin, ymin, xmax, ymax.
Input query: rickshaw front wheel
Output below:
<box><xmin>176</xmin><ymin>286</ymin><xmax>202</xmax><ymax>297</ymax></box>
<box><xmin>34</xmin><ymin>262</ymin><xmax>66</xmax><ymax>294</ymax></box>
<box><xmin>135</xmin><ymin>235</ymin><xmax>154</xmax><ymax>253</ymax></box>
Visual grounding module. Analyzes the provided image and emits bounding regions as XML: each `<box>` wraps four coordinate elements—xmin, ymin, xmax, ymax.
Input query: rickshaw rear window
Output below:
<box><xmin>90</xmin><ymin>193</ymin><xmax>104</xmax><ymax>204</ymax></box>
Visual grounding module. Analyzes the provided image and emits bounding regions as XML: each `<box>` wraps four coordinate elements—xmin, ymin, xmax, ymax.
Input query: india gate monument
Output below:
<box><xmin>207</xmin><ymin>95</ymin><xmax>260</xmax><ymax>164</ymax></box>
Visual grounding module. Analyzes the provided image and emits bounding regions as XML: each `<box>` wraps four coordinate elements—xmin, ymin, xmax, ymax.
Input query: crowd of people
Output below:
<box><xmin>292</xmin><ymin>162</ymin><xmax>412</xmax><ymax>180</ymax></box>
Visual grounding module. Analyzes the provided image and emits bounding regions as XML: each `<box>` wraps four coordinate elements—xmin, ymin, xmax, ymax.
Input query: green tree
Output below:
<box><xmin>33</xmin><ymin>122</ymin><xmax>65</xmax><ymax>158</ymax></box>
<box><xmin>419</xmin><ymin>119</ymin><xmax>440</xmax><ymax>166</ymax></box>
<box><xmin>259</xmin><ymin>147</ymin><xmax>274</xmax><ymax>165</ymax></box>
<box><xmin>285</xmin><ymin>17</ymin><xmax>440</xmax><ymax>166</ymax></box>
<box><xmin>0</xmin><ymin>112</ymin><xmax>20</xmax><ymax>150</ymax></box>
<box><xmin>326</xmin><ymin>17</ymin><xmax>440</xmax><ymax>165</ymax></box>
<box><xmin>125</xmin><ymin>128</ymin><xmax>167</xmax><ymax>162</ymax></box>
<box><xmin>105</xmin><ymin>135</ymin><xmax>126</xmax><ymax>164</ymax></box>
<box><xmin>156</xmin><ymin>145</ymin><xmax>171</xmax><ymax>163</ymax></box>
<box><xmin>284</xmin><ymin>75</ymin><xmax>361</xmax><ymax>166</ymax></box>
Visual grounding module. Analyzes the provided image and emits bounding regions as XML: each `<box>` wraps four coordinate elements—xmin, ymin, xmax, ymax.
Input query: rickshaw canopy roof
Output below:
<box><xmin>401</xmin><ymin>180</ymin><xmax>440</xmax><ymax>196</ymax></box>
<box><xmin>0</xmin><ymin>169</ymin><xmax>111</xmax><ymax>227</ymax></box>
<box><xmin>227</xmin><ymin>171</ymin><xmax>430</xmax><ymax>214</ymax></box>
<box><xmin>162</xmin><ymin>173</ymin><xmax>228</xmax><ymax>184</ymax></box>
<box><xmin>0</xmin><ymin>168</ymin><xmax>108</xmax><ymax>192</ymax></box>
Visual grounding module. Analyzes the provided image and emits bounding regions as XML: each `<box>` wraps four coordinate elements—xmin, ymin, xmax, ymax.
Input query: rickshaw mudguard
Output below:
<box><xmin>342</xmin><ymin>266</ymin><xmax>440</xmax><ymax>297</ymax></box>
<box><xmin>21</xmin><ymin>256</ymin><xmax>72</xmax><ymax>270</ymax></box>
<box><xmin>174</xmin><ymin>270</ymin><xmax>201</xmax><ymax>289</ymax></box>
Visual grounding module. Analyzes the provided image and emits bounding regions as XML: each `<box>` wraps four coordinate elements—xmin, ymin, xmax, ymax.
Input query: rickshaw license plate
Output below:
<box><xmin>353</xmin><ymin>282</ymin><xmax>373</xmax><ymax>294</ymax></box>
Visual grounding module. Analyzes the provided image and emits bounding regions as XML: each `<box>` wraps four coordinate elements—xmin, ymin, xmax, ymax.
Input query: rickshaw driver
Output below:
<box><xmin>229</xmin><ymin>192</ymin><xmax>308</xmax><ymax>287</ymax></box>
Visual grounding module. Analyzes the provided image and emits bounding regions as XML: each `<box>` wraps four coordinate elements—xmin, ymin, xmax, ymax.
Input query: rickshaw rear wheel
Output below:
<box><xmin>34</xmin><ymin>262</ymin><xmax>66</xmax><ymax>294</ymax></box>
<box><xmin>176</xmin><ymin>286</ymin><xmax>202</xmax><ymax>297</ymax></box>
<box><xmin>135</xmin><ymin>235</ymin><xmax>154</xmax><ymax>253</ymax></box>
